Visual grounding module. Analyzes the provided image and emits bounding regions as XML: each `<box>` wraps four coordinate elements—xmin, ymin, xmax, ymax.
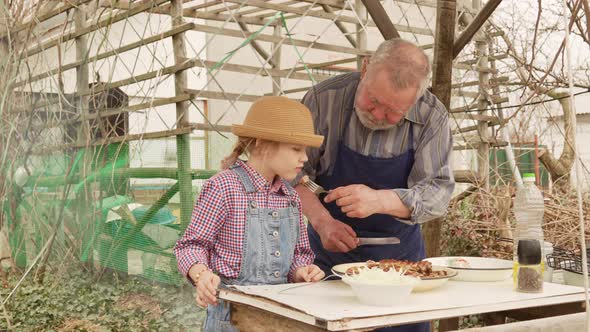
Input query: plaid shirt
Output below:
<box><xmin>174</xmin><ymin>160</ymin><xmax>314</xmax><ymax>283</ymax></box>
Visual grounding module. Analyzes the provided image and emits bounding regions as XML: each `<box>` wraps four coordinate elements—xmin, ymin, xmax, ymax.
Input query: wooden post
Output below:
<box><xmin>427</xmin><ymin>5</ymin><xmax>459</xmax><ymax>328</ymax></box>
<box><xmin>355</xmin><ymin>0</ymin><xmax>368</xmax><ymax>70</ymax></box>
<box><xmin>73</xmin><ymin>4</ymin><xmax>95</xmax><ymax>268</ymax></box>
<box><xmin>534</xmin><ymin>134</ymin><xmax>540</xmax><ymax>186</ymax></box>
<box><xmin>424</xmin><ymin>0</ymin><xmax>457</xmax><ymax>261</ymax></box>
<box><xmin>475</xmin><ymin>0</ymin><xmax>490</xmax><ymax>192</ymax></box>
<box><xmin>271</xmin><ymin>24</ymin><xmax>282</xmax><ymax>95</ymax></box>
<box><xmin>171</xmin><ymin>0</ymin><xmax>194</xmax><ymax>227</ymax></box>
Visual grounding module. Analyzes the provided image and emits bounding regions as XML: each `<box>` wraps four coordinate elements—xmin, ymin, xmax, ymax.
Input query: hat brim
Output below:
<box><xmin>232</xmin><ymin>124</ymin><xmax>324</xmax><ymax>148</ymax></box>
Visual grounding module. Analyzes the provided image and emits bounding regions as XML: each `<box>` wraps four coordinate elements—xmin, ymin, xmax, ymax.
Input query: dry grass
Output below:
<box><xmin>443</xmin><ymin>185</ymin><xmax>590</xmax><ymax>258</ymax></box>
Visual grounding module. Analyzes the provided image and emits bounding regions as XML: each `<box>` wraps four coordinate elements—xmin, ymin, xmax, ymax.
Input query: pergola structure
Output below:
<box><xmin>0</xmin><ymin>0</ymin><xmax>521</xmax><ymax>282</ymax></box>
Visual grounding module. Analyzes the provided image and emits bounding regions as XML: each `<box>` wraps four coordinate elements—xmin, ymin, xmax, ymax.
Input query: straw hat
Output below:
<box><xmin>232</xmin><ymin>96</ymin><xmax>324</xmax><ymax>148</ymax></box>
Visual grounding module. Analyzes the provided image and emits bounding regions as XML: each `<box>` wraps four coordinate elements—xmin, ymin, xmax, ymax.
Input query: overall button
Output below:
<box><xmin>272</xmin><ymin>230</ymin><xmax>279</xmax><ymax>237</ymax></box>
<box><xmin>271</xmin><ymin>211</ymin><xmax>279</xmax><ymax>218</ymax></box>
<box><xmin>273</xmin><ymin>271</ymin><xmax>280</xmax><ymax>278</ymax></box>
<box><xmin>291</xmin><ymin>200</ymin><xmax>297</xmax><ymax>207</ymax></box>
<box><xmin>250</xmin><ymin>201</ymin><xmax>257</xmax><ymax>208</ymax></box>
<box><xmin>274</xmin><ymin>251</ymin><xmax>281</xmax><ymax>257</ymax></box>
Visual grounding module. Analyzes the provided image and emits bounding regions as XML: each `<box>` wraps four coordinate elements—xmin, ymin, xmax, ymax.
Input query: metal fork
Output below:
<box><xmin>300</xmin><ymin>176</ymin><xmax>328</xmax><ymax>196</ymax></box>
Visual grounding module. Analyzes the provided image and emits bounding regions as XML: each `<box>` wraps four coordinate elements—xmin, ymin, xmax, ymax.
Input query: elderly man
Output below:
<box><xmin>295</xmin><ymin>39</ymin><xmax>454</xmax><ymax>332</ymax></box>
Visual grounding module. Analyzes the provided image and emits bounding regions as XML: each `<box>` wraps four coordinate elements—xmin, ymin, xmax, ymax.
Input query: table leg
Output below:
<box><xmin>438</xmin><ymin>317</ymin><xmax>459</xmax><ymax>331</ymax></box>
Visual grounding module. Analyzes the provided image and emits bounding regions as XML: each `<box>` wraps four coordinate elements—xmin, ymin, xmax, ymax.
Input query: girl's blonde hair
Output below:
<box><xmin>220</xmin><ymin>137</ymin><xmax>255</xmax><ymax>170</ymax></box>
<box><xmin>220</xmin><ymin>137</ymin><xmax>280</xmax><ymax>170</ymax></box>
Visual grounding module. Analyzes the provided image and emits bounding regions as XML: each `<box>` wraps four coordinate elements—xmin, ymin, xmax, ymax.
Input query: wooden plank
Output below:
<box><xmin>451</xmin><ymin>113</ymin><xmax>500</xmax><ymax>122</ymax></box>
<box><xmin>12</xmin><ymin>23</ymin><xmax>194</xmax><ymax>88</ymax></box>
<box><xmin>231</xmin><ymin>303</ymin><xmax>326</xmax><ymax>332</ymax></box>
<box><xmin>453</xmin><ymin>0</ymin><xmax>503</xmax><ymax>58</ymax></box>
<box><xmin>224</xmin><ymin>0</ymin><xmax>433</xmax><ymax>36</ymax></box>
<box><xmin>171</xmin><ymin>0</ymin><xmax>195</xmax><ymax>228</ymax></box>
<box><xmin>1</xmin><ymin>0</ymin><xmax>94</xmax><ymax>38</ymax></box>
<box><xmin>20</xmin><ymin>0</ymin><xmax>171</xmax><ymax>59</ymax></box>
<box><xmin>32</xmin><ymin>127</ymin><xmax>194</xmax><ymax>154</ymax></box>
<box><xmin>453</xmin><ymin>63</ymin><xmax>498</xmax><ymax>72</ymax></box>
<box><xmin>237</xmin><ymin>21</ymin><xmax>275</xmax><ymax>67</ymax></box>
<box><xmin>185</xmin><ymin>88</ymin><xmax>261</xmax><ymax>102</ymax></box>
<box><xmin>155</xmin><ymin>3</ymin><xmax>278</xmax><ymax>26</ymax></box>
<box><xmin>451</xmin><ymin>76</ymin><xmax>509</xmax><ymax>88</ymax></box>
<box><xmin>361</xmin><ymin>0</ymin><xmax>400</xmax><ymax>39</ymax></box>
<box><xmin>34</xmin><ymin>95</ymin><xmax>192</xmax><ymax>131</ymax></box>
<box><xmin>192</xmin><ymin>23</ymin><xmax>373</xmax><ymax>56</ymax></box>
<box><xmin>459</xmin><ymin>53</ymin><xmax>508</xmax><ymax>66</ymax></box>
<box><xmin>265</xmin><ymin>86</ymin><xmax>310</xmax><ymax>95</ymax></box>
<box><xmin>425</xmin><ymin>0</ymin><xmax>456</xmax><ymax>259</ymax></box>
<box><xmin>321</xmin><ymin>4</ymin><xmax>357</xmax><ymax>47</ymax></box>
<box><xmin>74</xmin><ymin>5</ymin><xmax>91</xmax><ymax>143</ymax></box>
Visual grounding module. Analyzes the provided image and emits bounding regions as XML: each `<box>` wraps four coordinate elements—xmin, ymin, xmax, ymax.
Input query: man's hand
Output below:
<box><xmin>294</xmin><ymin>264</ymin><xmax>325</xmax><ymax>282</ymax></box>
<box><xmin>315</xmin><ymin>217</ymin><xmax>358</xmax><ymax>252</ymax></box>
<box><xmin>324</xmin><ymin>184</ymin><xmax>386</xmax><ymax>218</ymax></box>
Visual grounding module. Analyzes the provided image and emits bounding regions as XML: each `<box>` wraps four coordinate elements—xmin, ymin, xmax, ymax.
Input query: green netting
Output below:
<box><xmin>4</xmin><ymin>138</ymin><xmax>216</xmax><ymax>286</ymax></box>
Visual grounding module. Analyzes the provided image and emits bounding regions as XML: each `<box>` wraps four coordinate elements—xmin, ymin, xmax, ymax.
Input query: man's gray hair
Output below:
<box><xmin>368</xmin><ymin>38</ymin><xmax>431</xmax><ymax>99</ymax></box>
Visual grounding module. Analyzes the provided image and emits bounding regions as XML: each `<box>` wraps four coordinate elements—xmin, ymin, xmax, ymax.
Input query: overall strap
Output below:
<box><xmin>229</xmin><ymin>163</ymin><xmax>257</xmax><ymax>193</ymax></box>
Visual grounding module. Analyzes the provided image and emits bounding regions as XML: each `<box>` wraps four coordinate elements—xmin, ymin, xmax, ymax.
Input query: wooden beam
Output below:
<box><xmin>295</xmin><ymin>0</ymin><xmax>347</xmax><ymax>10</ymax></box>
<box><xmin>192</xmin><ymin>23</ymin><xmax>372</xmax><ymax>56</ymax></box>
<box><xmin>1</xmin><ymin>0</ymin><xmax>94</xmax><ymax>38</ymax></box>
<box><xmin>32</xmin><ymin>127</ymin><xmax>196</xmax><ymax>155</ymax></box>
<box><xmin>453</xmin><ymin>0</ymin><xmax>503</xmax><ymax>58</ymax></box>
<box><xmin>152</xmin><ymin>3</ymin><xmax>277</xmax><ymax>26</ymax></box>
<box><xmin>459</xmin><ymin>53</ymin><xmax>508</xmax><ymax>66</ymax></box>
<box><xmin>171</xmin><ymin>0</ymin><xmax>194</xmax><ymax>227</ymax></box>
<box><xmin>361</xmin><ymin>0</ymin><xmax>400</xmax><ymax>39</ymax></box>
<box><xmin>237</xmin><ymin>21</ymin><xmax>276</xmax><ymax>67</ymax></box>
<box><xmin>20</xmin><ymin>0</ymin><xmax>171</xmax><ymax>59</ymax></box>
<box><xmin>265</xmin><ymin>86</ymin><xmax>310</xmax><ymax>95</ymax></box>
<box><xmin>279</xmin><ymin>57</ymin><xmax>356</xmax><ymax>74</ymax></box>
<box><xmin>451</xmin><ymin>76</ymin><xmax>509</xmax><ymax>88</ymax></box>
<box><xmin>12</xmin><ymin>23</ymin><xmax>194</xmax><ymax>88</ymax></box>
<box><xmin>185</xmin><ymin>88</ymin><xmax>261</xmax><ymax>102</ymax></box>
<box><xmin>424</xmin><ymin>0</ymin><xmax>456</xmax><ymax>259</ymax></box>
<box><xmin>33</xmin><ymin>95</ymin><xmax>192</xmax><ymax>131</ymax></box>
<box><xmin>224</xmin><ymin>0</ymin><xmax>433</xmax><ymax>36</ymax></box>
<box><xmin>321</xmin><ymin>4</ymin><xmax>357</xmax><ymax>47</ymax></box>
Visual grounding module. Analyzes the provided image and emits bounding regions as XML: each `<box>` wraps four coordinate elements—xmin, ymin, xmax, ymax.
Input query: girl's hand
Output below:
<box><xmin>294</xmin><ymin>264</ymin><xmax>325</xmax><ymax>283</ymax></box>
<box><xmin>194</xmin><ymin>270</ymin><xmax>221</xmax><ymax>308</ymax></box>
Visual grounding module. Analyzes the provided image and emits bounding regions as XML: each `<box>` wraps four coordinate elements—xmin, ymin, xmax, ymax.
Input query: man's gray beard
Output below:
<box><xmin>354</xmin><ymin>107</ymin><xmax>396</xmax><ymax>131</ymax></box>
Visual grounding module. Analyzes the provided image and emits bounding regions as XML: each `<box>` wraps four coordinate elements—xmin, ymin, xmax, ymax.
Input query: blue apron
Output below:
<box><xmin>308</xmin><ymin>107</ymin><xmax>428</xmax><ymax>332</ymax></box>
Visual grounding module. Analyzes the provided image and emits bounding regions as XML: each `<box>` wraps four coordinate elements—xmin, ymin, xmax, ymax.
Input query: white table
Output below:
<box><xmin>219</xmin><ymin>280</ymin><xmax>586</xmax><ymax>331</ymax></box>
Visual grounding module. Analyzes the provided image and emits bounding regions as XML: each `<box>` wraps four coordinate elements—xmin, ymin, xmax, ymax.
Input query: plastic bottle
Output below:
<box><xmin>512</xmin><ymin>173</ymin><xmax>545</xmax><ymax>292</ymax></box>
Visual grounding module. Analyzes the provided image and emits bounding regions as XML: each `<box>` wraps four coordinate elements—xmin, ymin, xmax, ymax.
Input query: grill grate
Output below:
<box><xmin>547</xmin><ymin>247</ymin><xmax>590</xmax><ymax>275</ymax></box>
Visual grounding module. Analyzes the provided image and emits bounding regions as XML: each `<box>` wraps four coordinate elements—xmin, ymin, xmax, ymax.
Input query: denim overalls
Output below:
<box><xmin>203</xmin><ymin>164</ymin><xmax>301</xmax><ymax>332</ymax></box>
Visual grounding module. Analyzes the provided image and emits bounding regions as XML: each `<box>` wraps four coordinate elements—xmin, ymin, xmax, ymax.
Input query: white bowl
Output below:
<box><xmin>341</xmin><ymin>275</ymin><xmax>416</xmax><ymax>306</ymax></box>
<box><xmin>332</xmin><ymin>263</ymin><xmax>456</xmax><ymax>292</ymax></box>
<box><xmin>424</xmin><ymin>257</ymin><xmax>513</xmax><ymax>282</ymax></box>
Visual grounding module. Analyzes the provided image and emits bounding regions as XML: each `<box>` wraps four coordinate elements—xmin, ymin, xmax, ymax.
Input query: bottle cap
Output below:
<box><xmin>517</xmin><ymin>239</ymin><xmax>542</xmax><ymax>265</ymax></box>
<box><xmin>522</xmin><ymin>173</ymin><xmax>536</xmax><ymax>182</ymax></box>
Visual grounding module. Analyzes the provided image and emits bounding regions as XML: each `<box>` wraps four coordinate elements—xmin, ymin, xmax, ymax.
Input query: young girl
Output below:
<box><xmin>174</xmin><ymin>96</ymin><xmax>325</xmax><ymax>331</ymax></box>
